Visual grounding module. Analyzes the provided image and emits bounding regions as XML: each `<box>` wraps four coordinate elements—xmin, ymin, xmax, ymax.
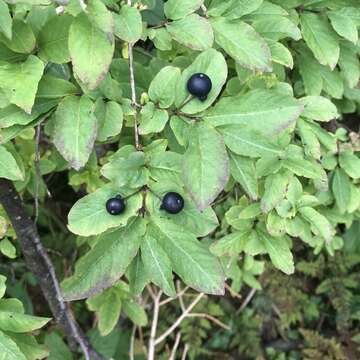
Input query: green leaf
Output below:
<box><xmin>0</xmin><ymin>0</ymin><xmax>11</xmax><ymax>40</ymax></box>
<box><xmin>267</xmin><ymin>40</ymin><xmax>293</xmax><ymax>68</ymax></box>
<box><xmin>164</xmin><ymin>0</ymin><xmax>203</xmax><ymax>20</ymax></box>
<box><xmin>166</xmin><ymin>14</ymin><xmax>214</xmax><ymax>51</ymax></box>
<box><xmin>141</xmin><ymin>234</ymin><xmax>175</xmax><ymax>296</ymax></box>
<box><xmin>0</xmin><ymin>20</ymin><xmax>35</xmax><ymax>54</ymax></box>
<box><xmin>45</xmin><ymin>332</ymin><xmax>72</xmax><ymax>360</ymax></box>
<box><xmin>261</xmin><ymin>172</ymin><xmax>290</xmax><ymax>213</ymax></box>
<box><xmin>223</xmin><ymin>0</ymin><xmax>263</xmax><ymax>19</ymax></box>
<box><xmin>10</xmin><ymin>333</ymin><xmax>48</xmax><ymax>360</ymax></box>
<box><xmin>0</xmin><ymin>275</ymin><xmax>6</xmax><ymax>299</ymax></box>
<box><xmin>150</xmin><ymin>28</ymin><xmax>172</xmax><ymax>51</ymax></box>
<box><xmin>332</xmin><ymin>168</ymin><xmax>351</xmax><ymax>214</ymax></box>
<box><xmin>175</xmin><ymin>48</ymin><xmax>227</xmax><ymax>114</ymax></box>
<box><xmin>211</xmin><ymin>18</ymin><xmax>272</xmax><ymax>72</ymax></box>
<box><xmin>87</xmin><ymin>0</ymin><xmax>114</xmax><ymax>37</ymax></box>
<box><xmin>298</xmin><ymin>47</ymin><xmax>323</xmax><ymax>96</ymax></box>
<box><xmin>229</xmin><ymin>152</ymin><xmax>258</xmax><ymax>200</ymax></box>
<box><xmin>69</xmin><ymin>14</ymin><xmax>114</xmax><ymax>90</ymax></box>
<box><xmin>138</xmin><ymin>104</ymin><xmax>169</xmax><ymax>135</ymax></box>
<box><xmin>299</xmin><ymin>207</ymin><xmax>334</xmax><ymax>243</ymax></box>
<box><xmin>0</xmin><ymin>55</ymin><xmax>44</xmax><ymax>113</ymax></box>
<box><xmin>299</xmin><ymin>96</ymin><xmax>338</xmax><ymax>122</ymax></box>
<box><xmin>339</xmin><ymin>41</ymin><xmax>360</xmax><ymax>89</ymax></box>
<box><xmin>204</xmin><ymin>89</ymin><xmax>303</xmax><ymax>136</ymax></box>
<box><xmin>68</xmin><ymin>184</ymin><xmax>142</xmax><ymax>236</ymax></box>
<box><xmin>218</xmin><ymin>125</ymin><xmax>283</xmax><ymax>158</ymax></box>
<box><xmin>148</xmin><ymin>66</ymin><xmax>181</xmax><ymax>109</ymax></box>
<box><xmin>38</xmin><ymin>14</ymin><xmax>73</xmax><ymax>64</ymax></box>
<box><xmin>296</xmin><ymin>118</ymin><xmax>321</xmax><ymax>159</ymax></box>
<box><xmin>257</xmin><ymin>228</ymin><xmax>294</xmax><ymax>275</ymax></box>
<box><xmin>339</xmin><ymin>151</ymin><xmax>360</xmax><ymax>179</ymax></box>
<box><xmin>282</xmin><ymin>158</ymin><xmax>323</xmax><ymax>179</ymax></box>
<box><xmin>0</xmin><ymin>238</ymin><xmax>16</xmax><ymax>259</ymax></box>
<box><xmin>319</xmin><ymin>65</ymin><xmax>344</xmax><ymax>99</ymax></box>
<box><xmin>53</xmin><ymin>95</ymin><xmax>96</xmax><ymax>170</ymax></box>
<box><xmin>114</xmin><ymin>5</ymin><xmax>142</xmax><ymax>43</ymax></box>
<box><xmin>95</xmin><ymin>100</ymin><xmax>123</xmax><ymax>142</ymax></box>
<box><xmin>210</xmin><ymin>229</ymin><xmax>251</xmax><ymax>257</ymax></box>
<box><xmin>37</xmin><ymin>76</ymin><xmax>78</xmax><ymax>99</ymax></box>
<box><xmin>0</xmin><ymin>99</ymin><xmax>58</xmax><ymax>129</ymax></box>
<box><xmin>0</xmin><ymin>330</ymin><xmax>26</xmax><ymax>360</ymax></box>
<box><xmin>62</xmin><ymin>218</ymin><xmax>146</xmax><ymax>301</ymax></box>
<box><xmin>328</xmin><ymin>9</ymin><xmax>358</xmax><ymax>44</ymax></box>
<box><xmin>300</xmin><ymin>13</ymin><xmax>339</xmax><ymax>69</ymax></box>
<box><xmin>182</xmin><ymin>122</ymin><xmax>229</xmax><ymax>210</ymax></box>
<box><xmin>252</xmin><ymin>15</ymin><xmax>301</xmax><ymax>41</ymax></box>
<box><xmin>0</xmin><ymin>145</ymin><xmax>23</xmax><ymax>181</ymax></box>
<box><xmin>101</xmin><ymin>151</ymin><xmax>149</xmax><ymax>189</ymax></box>
<box><xmin>122</xmin><ymin>300</ymin><xmax>147</xmax><ymax>327</ymax></box>
<box><xmin>148</xmin><ymin>185</ymin><xmax>219</xmax><ymax>238</ymax></box>
<box><xmin>150</xmin><ymin>218</ymin><xmax>225</xmax><ymax>295</ymax></box>
<box><xmin>87</xmin><ymin>289</ymin><xmax>121</xmax><ymax>336</ymax></box>
<box><xmin>148</xmin><ymin>151</ymin><xmax>182</xmax><ymax>183</ymax></box>
<box><xmin>127</xmin><ymin>255</ymin><xmax>149</xmax><ymax>296</ymax></box>
<box><xmin>0</xmin><ymin>312</ymin><xmax>50</xmax><ymax>333</ymax></box>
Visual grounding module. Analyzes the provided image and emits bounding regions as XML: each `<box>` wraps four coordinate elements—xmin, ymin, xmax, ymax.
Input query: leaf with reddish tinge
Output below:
<box><xmin>54</xmin><ymin>95</ymin><xmax>97</xmax><ymax>170</ymax></box>
<box><xmin>69</xmin><ymin>13</ymin><xmax>114</xmax><ymax>90</ymax></box>
<box><xmin>62</xmin><ymin>218</ymin><xmax>146</xmax><ymax>301</ymax></box>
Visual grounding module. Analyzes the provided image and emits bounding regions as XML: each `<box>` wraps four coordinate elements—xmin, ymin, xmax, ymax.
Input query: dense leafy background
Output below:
<box><xmin>0</xmin><ymin>0</ymin><xmax>359</xmax><ymax>359</ymax></box>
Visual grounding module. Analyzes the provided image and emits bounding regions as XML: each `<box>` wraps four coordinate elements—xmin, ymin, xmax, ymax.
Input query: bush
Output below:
<box><xmin>0</xmin><ymin>0</ymin><xmax>359</xmax><ymax>359</ymax></box>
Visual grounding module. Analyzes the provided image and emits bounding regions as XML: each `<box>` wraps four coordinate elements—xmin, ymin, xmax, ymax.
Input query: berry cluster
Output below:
<box><xmin>106</xmin><ymin>192</ymin><xmax>184</xmax><ymax>216</ymax></box>
<box><xmin>105</xmin><ymin>73</ymin><xmax>212</xmax><ymax>217</ymax></box>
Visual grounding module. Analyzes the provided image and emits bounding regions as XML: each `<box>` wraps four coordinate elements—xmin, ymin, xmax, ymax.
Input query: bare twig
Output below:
<box><xmin>148</xmin><ymin>290</ymin><xmax>162</xmax><ymax>360</ymax></box>
<box><xmin>237</xmin><ymin>288</ymin><xmax>257</xmax><ymax>313</ymax></box>
<box><xmin>225</xmin><ymin>283</ymin><xmax>242</xmax><ymax>300</ymax></box>
<box><xmin>79</xmin><ymin>0</ymin><xmax>87</xmax><ymax>11</ymax></box>
<box><xmin>169</xmin><ymin>332</ymin><xmax>181</xmax><ymax>360</ymax></box>
<box><xmin>187</xmin><ymin>313</ymin><xmax>230</xmax><ymax>330</ymax></box>
<box><xmin>181</xmin><ymin>344</ymin><xmax>190</xmax><ymax>360</ymax></box>
<box><xmin>34</xmin><ymin>124</ymin><xmax>41</xmax><ymax>223</ymax></box>
<box><xmin>200</xmin><ymin>4</ymin><xmax>208</xmax><ymax>17</ymax></box>
<box><xmin>154</xmin><ymin>293</ymin><xmax>205</xmax><ymax>346</ymax></box>
<box><xmin>129</xmin><ymin>325</ymin><xmax>136</xmax><ymax>360</ymax></box>
<box><xmin>176</xmin><ymin>281</ymin><xmax>186</xmax><ymax>312</ymax></box>
<box><xmin>127</xmin><ymin>0</ymin><xmax>141</xmax><ymax>150</ymax></box>
<box><xmin>159</xmin><ymin>285</ymin><xmax>190</xmax><ymax>307</ymax></box>
<box><xmin>0</xmin><ymin>180</ymin><xmax>104</xmax><ymax>360</ymax></box>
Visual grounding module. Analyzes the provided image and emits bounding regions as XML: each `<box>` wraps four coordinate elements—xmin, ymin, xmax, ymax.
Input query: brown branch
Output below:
<box><xmin>0</xmin><ymin>179</ymin><xmax>104</xmax><ymax>360</ymax></box>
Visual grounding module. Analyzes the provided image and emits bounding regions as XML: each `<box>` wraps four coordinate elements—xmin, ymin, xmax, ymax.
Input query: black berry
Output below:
<box><xmin>187</xmin><ymin>73</ymin><xmax>212</xmax><ymax>101</ymax></box>
<box><xmin>106</xmin><ymin>196</ymin><xmax>125</xmax><ymax>215</ymax></box>
<box><xmin>160</xmin><ymin>192</ymin><xmax>184</xmax><ymax>214</ymax></box>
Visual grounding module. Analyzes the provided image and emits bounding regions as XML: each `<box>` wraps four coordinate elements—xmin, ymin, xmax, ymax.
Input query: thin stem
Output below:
<box><xmin>181</xmin><ymin>344</ymin><xmax>190</xmax><ymax>360</ymax></box>
<box><xmin>127</xmin><ymin>0</ymin><xmax>141</xmax><ymax>151</ymax></box>
<box><xmin>237</xmin><ymin>288</ymin><xmax>257</xmax><ymax>313</ymax></box>
<box><xmin>34</xmin><ymin>124</ymin><xmax>41</xmax><ymax>223</ymax></box>
<box><xmin>159</xmin><ymin>285</ymin><xmax>190</xmax><ymax>307</ymax></box>
<box><xmin>169</xmin><ymin>332</ymin><xmax>181</xmax><ymax>360</ymax></box>
<box><xmin>154</xmin><ymin>293</ymin><xmax>205</xmax><ymax>346</ymax></box>
<box><xmin>129</xmin><ymin>325</ymin><xmax>136</xmax><ymax>360</ymax></box>
<box><xmin>200</xmin><ymin>4</ymin><xmax>208</xmax><ymax>17</ymax></box>
<box><xmin>187</xmin><ymin>313</ymin><xmax>230</xmax><ymax>330</ymax></box>
<box><xmin>147</xmin><ymin>290</ymin><xmax>162</xmax><ymax>360</ymax></box>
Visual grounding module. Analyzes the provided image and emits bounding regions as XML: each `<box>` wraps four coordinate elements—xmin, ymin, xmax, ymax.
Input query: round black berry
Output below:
<box><xmin>106</xmin><ymin>196</ymin><xmax>125</xmax><ymax>215</ymax></box>
<box><xmin>160</xmin><ymin>192</ymin><xmax>184</xmax><ymax>214</ymax></box>
<box><xmin>187</xmin><ymin>73</ymin><xmax>212</xmax><ymax>101</ymax></box>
